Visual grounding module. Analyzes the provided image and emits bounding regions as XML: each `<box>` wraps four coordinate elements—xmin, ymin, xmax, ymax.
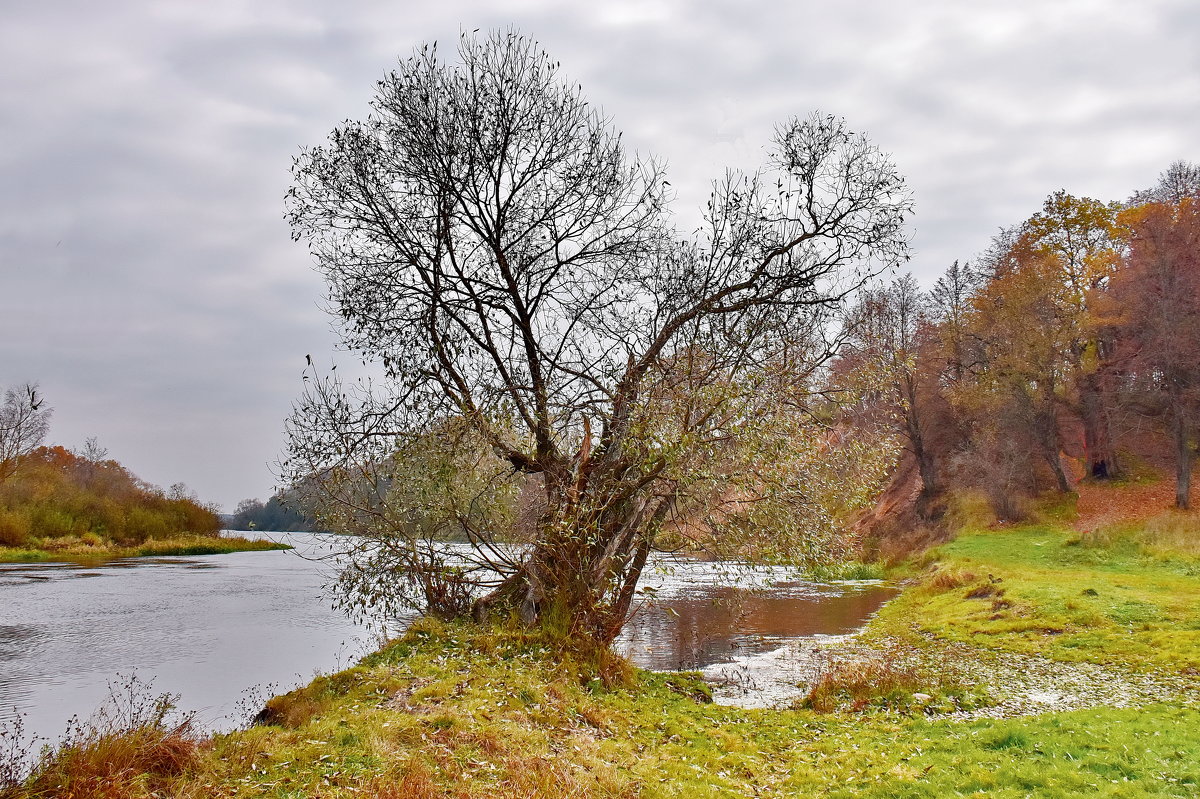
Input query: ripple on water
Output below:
<box><xmin>0</xmin><ymin>625</ymin><xmax>47</xmax><ymax>661</ymax></box>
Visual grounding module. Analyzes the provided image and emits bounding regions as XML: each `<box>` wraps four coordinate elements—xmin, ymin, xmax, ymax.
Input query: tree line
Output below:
<box><xmin>228</xmin><ymin>491</ymin><xmax>322</xmax><ymax>532</ymax></box>
<box><xmin>837</xmin><ymin>161</ymin><xmax>1200</xmax><ymax>528</ymax></box>
<box><xmin>0</xmin><ymin>385</ymin><xmax>220</xmax><ymax>548</ymax></box>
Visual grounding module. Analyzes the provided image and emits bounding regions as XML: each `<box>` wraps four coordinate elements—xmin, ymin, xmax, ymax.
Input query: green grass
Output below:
<box><xmin>0</xmin><ymin>534</ymin><xmax>290</xmax><ymax>563</ymax></box>
<box><xmin>874</xmin><ymin>522</ymin><xmax>1200</xmax><ymax>673</ymax></box>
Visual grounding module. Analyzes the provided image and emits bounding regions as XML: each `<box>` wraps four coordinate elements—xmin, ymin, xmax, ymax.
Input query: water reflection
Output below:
<box><xmin>0</xmin><ymin>535</ymin><xmax>368</xmax><ymax>745</ymax></box>
<box><xmin>618</xmin><ymin>582</ymin><xmax>896</xmax><ymax>670</ymax></box>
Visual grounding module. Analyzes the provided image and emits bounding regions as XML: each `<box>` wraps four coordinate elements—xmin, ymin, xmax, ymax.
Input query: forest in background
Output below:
<box><xmin>838</xmin><ymin>160</ymin><xmax>1200</xmax><ymax>556</ymax></box>
<box><xmin>226</xmin><ymin>491</ymin><xmax>322</xmax><ymax>533</ymax></box>
<box><xmin>0</xmin><ymin>390</ymin><xmax>226</xmax><ymax>552</ymax></box>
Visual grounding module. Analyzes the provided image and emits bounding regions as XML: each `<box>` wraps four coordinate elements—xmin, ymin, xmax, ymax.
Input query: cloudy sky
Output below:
<box><xmin>2</xmin><ymin>1</ymin><xmax>1196</xmax><ymax>511</ymax></box>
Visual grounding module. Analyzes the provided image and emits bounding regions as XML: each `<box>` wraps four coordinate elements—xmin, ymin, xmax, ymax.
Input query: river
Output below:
<box><xmin>0</xmin><ymin>533</ymin><xmax>894</xmax><ymax>744</ymax></box>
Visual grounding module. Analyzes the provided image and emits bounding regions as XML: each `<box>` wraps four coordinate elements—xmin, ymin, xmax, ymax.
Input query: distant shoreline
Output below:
<box><xmin>0</xmin><ymin>534</ymin><xmax>291</xmax><ymax>563</ymax></box>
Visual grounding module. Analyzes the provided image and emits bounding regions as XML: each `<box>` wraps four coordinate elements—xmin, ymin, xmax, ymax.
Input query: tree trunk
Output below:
<box><xmin>1034</xmin><ymin>400</ymin><xmax>1072</xmax><ymax>493</ymax></box>
<box><xmin>1046</xmin><ymin>452</ymin><xmax>1071</xmax><ymax>494</ymax></box>
<box><xmin>1080</xmin><ymin>373</ymin><xmax>1119</xmax><ymax>479</ymax></box>
<box><xmin>472</xmin><ymin>482</ymin><xmax>672</xmax><ymax>647</ymax></box>
<box><xmin>914</xmin><ymin>445</ymin><xmax>938</xmax><ymax>498</ymax></box>
<box><xmin>1173</xmin><ymin>405</ymin><xmax>1193</xmax><ymax>510</ymax></box>
<box><xmin>902</xmin><ymin>379</ymin><xmax>938</xmax><ymax>502</ymax></box>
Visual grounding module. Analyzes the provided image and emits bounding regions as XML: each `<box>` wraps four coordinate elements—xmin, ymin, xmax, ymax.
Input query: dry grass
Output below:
<box><xmin>923</xmin><ymin>566</ymin><xmax>978</xmax><ymax>592</ymax></box>
<box><xmin>359</xmin><ymin>755</ymin><xmax>633</xmax><ymax>799</ymax></box>
<box><xmin>799</xmin><ymin>647</ymin><xmax>926</xmax><ymax>713</ymax></box>
<box><xmin>497</xmin><ymin>755</ymin><xmax>636</xmax><ymax>799</ymax></box>
<box><xmin>964</xmin><ymin>581</ymin><xmax>1003</xmax><ymax>600</ymax></box>
<box><xmin>0</xmin><ymin>534</ymin><xmax>288</xmax><ymax>563</ymax></box>
<box><xmin>1</xmin><ymin>678</ymin><xmax>200</xmax><ymax>799</ymax></box>
<box><xmin>1082</xmin><ymin>509</ymin><xmax>1200</xmax><ymax>559</ymax></box>
<box><xmin>1138</xmin><ymin>511</ymin><xmax>1200</xmax><ymax>558</ymax></box>
<box><xmin>362</xmin><ymin>763</ymin><xmax>467</xmax><ymax>799</ymax></box>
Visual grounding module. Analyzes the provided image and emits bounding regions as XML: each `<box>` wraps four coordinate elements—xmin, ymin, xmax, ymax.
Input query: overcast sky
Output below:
<box><xmin>2</xmin><ymin>1</ymin><xmax>1196</xmax><ymax>512</ymax></box>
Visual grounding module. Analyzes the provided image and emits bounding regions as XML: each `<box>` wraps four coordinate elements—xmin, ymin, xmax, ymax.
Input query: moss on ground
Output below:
<box><xmin>170</xmin><ymin>610</ymin><xmax>1200</xmax><ymax>798</ymax></box>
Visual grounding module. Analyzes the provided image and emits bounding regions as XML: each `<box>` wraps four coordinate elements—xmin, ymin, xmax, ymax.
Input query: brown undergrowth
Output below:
<box><xmin>1074</xmin><ymin>470</ymin><xmax>1199</xmax><ymax>534</ymax></box>
<box><xmin>0</xmin><ymin>677</ymin><xmax>200</xmax><ymax>799</ymax></box>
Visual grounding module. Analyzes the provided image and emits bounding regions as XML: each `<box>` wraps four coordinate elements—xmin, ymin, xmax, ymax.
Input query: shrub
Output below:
<box><xmin>0</xmin><ymin>509</ymin><xmax>31</xmax><ymax>548</ymax></box>
<box><xmin>800</xmin><ymin>650</ymin><xmax>925</xmax><ymax>713</ymax></box>
<box><xmin>936</xmin><ymin>488</ymin><xmax>999</xmax><ymax>535</ymax></box>
<box><xmin>797</xmin><ymin>643</ymin><xmax>985</xmax><ymax>714</ymax></box>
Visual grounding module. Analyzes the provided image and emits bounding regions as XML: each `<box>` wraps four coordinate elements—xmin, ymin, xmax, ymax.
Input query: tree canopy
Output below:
<box><xmin>835</xmin><ymin>165</ymin><xmax>1200</xmax><ymax>538</ymax></box>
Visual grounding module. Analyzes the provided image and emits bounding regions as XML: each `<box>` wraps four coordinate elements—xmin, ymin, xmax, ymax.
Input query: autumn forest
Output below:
<box><xmin>842</xmin><ymin>162</ymin><xmax>1200</xmax><ymax>555</ymax></box>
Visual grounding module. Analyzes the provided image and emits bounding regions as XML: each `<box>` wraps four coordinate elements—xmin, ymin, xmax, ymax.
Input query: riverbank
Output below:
<box><xmin>7</xmin><ymin>504</ymin><xmax>1200</xmax><ymax>797</ymax></box>
<box><xmin>0</xmin><ymin>534</ymin><xmax>290</xmax><ymax>563</ymax></box>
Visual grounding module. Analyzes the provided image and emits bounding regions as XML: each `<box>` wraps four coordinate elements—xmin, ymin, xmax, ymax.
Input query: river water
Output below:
<box><xmin>0</xmin><ymin>533</ymin><xmax>893</xmax><ymax>744</ymax></box>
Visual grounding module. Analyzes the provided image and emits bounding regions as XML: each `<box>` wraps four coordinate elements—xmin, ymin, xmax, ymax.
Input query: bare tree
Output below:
<box><xmin>284</xmin><ymin>31</ymin><xmax>911</xmax><ymax>643</ymax></box>
<box><xmin>1131</xmin><ymin>160</ymin><xmax>1200</xmax><ymax>205</ymax></box>
<box><xmin>929</xmin><ymin>260</ymin><xmax>982</xmax><ymax>383</ymax></box>
<box><xmin>0</xmin><ymin>383</ymin><xmax>51</xmax><ymax>484</ymax></box>
<box><xmin>842</xmin><ymin>275</ymin><xmax>947</xmax><ymax>511</ymax></box>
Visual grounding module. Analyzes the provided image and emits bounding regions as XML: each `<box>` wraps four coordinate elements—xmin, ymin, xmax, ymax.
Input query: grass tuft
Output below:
<box><xmin>3</xmin><ymin>677</ymin><xmax>200</xmax><ymax>799</ymax></box>
<box><xmin>923</xmin><ymin>567</ymin><xmax>978</xmax><ymax>592</ymax></box>
<box><xmin>800</xmin><ymin>652</ymin><xmax>925</xmax><ymax>713</ymax></box>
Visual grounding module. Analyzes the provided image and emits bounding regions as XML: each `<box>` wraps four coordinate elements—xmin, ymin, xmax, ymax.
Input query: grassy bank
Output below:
<box><xmin>13</xmin><ymin>614</ymin><xmax>1196</xmax><ymax>798</ymax></box>
<box><xmin>6</xmin><ymin>503</ymin><xmax>1200</xmax><ymax>797</ymax></box>
<box><xmin>0</xmin><ymin>533</ymin><xmax>291</xmax><ymax>563</ymax></box>
<box><xmin>872</xmin><ymin>512</ymin><xmax>1200</xmax><ymax>675</ymax></box>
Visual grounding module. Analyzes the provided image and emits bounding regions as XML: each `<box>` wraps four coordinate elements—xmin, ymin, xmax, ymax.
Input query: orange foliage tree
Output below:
<box><xmin>848</xmin><ymin>167</ymin><xmax>1200</xmax><ymax>522</ymax></box>
<box><xmin>1109</xmin><ymin>199</ymin><xmax>1200</xmax><ymax>508</ymax></box>
<box><xmin>1021</xmin><ymin>191</ymin><xmax>1123</xmax><ymax>478</ymax></box>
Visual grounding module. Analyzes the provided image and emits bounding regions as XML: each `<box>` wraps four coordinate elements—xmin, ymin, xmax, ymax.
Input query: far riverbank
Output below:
<box><xmin>0</xmin><ymin>533</ymin><xmax>290</xmax><ymax>563</ymax></box>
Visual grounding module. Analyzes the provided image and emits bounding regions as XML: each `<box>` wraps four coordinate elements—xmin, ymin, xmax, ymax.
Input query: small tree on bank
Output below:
<box><xmin>0</xmin><ymin>383</ymin><xmax>51</xmax><ymax>484</ymax></box>
<box><xmin>284</xmin><ymin>31</ymin><xmax>911</xmax><ymax>644</ymax></box>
